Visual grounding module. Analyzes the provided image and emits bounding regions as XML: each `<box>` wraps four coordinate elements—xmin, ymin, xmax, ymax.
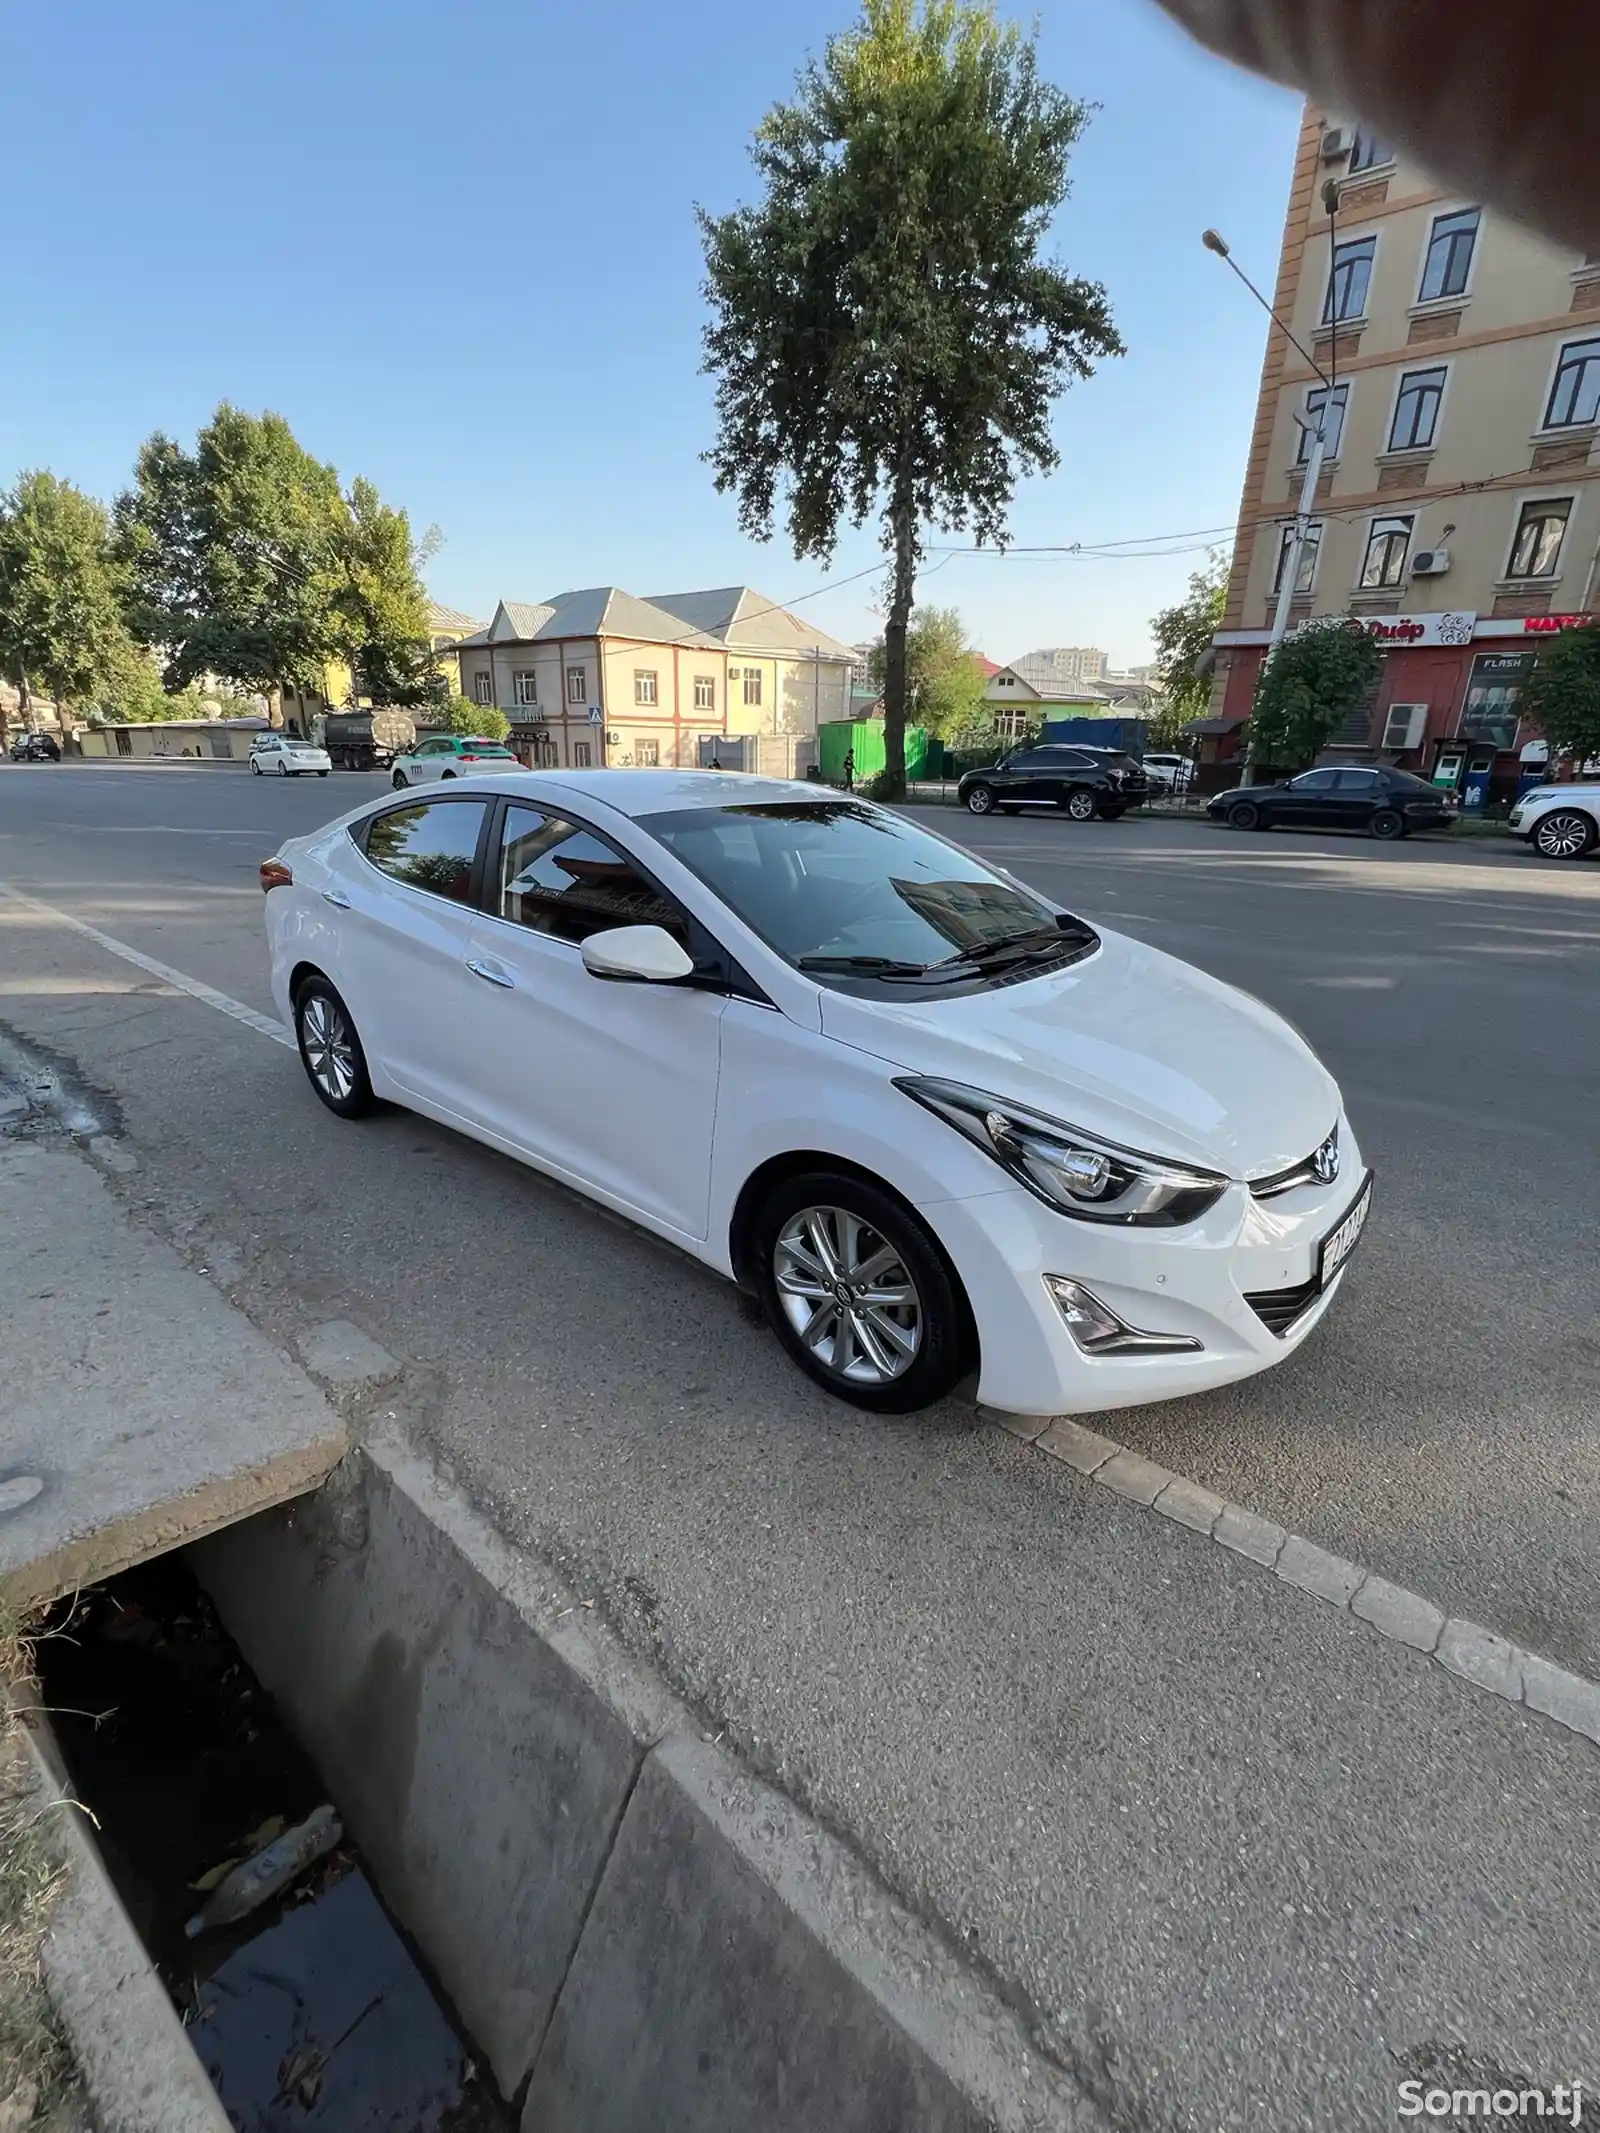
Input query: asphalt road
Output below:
<box><xmin>3</xmin><ymin>760</ymin><xmax>1597</xmax><ymax>2131</ymax></box>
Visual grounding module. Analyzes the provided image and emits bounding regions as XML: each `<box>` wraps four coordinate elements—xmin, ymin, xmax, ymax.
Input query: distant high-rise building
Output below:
<box><xmin>1022</xmin><ymin>645</ymin><xmax>1109</xmax><ymax>682</ymax></box>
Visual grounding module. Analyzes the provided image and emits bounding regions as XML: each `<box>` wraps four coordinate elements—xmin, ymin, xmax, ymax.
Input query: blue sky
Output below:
<box><xmin>0</xmin><ymin>0</ymin><xmax>1299</xmax><ymax>666</ymax></box>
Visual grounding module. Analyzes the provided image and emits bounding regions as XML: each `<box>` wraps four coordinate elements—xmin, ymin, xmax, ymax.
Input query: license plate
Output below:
<box><xmin>1318</xmin><ymin>1173</ymin><xmax>1373</xmax><ymax>1287</ymax></box>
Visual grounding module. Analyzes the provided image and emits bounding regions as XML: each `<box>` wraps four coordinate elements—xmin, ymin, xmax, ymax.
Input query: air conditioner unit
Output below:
<box><xmin>1411</xmin><ymin>547</ymin><xmax>1451</xmax><ymax>576</ymax></box>
<box><xmin>1320</xmin><ymin>127</ymin><xmax>1352</xmax><ymax>161</ymax></box>
<box><xmin>1382</xmin><ymin>703</ymin><xmax>1429</xmax><ymax>750</ymax></box>
<box><xmin>605</xmin><ymin>730</ymin><xmax>620</xmax><ymax>746</ymax></box>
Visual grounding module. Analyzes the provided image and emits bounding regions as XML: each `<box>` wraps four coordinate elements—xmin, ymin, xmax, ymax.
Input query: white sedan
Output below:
<box><xmin>262</xmin><ymin>772</ymin><xmax>1371</xmax><ymax>1416</ymax></box>
<box><xmin>251</xmin><ymin>735</ymin><xmax>331</xmax><ymax>777</ymax></box>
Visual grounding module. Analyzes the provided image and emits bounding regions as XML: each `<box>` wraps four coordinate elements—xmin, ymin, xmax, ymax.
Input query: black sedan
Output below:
<box><xmin>959</xmin><ymin>745</ymin><xmax>1150</xmax><ymax>820</ymax></box>
<box><xmin>1207</xmin><ymin>764</ymin><xmax>1458</xmax><ymax>840</ymax></box>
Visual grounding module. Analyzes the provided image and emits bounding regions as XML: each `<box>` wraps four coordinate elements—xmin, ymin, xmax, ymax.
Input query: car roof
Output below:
<box><xmin>456</xmin><ymin>768</ymin><xmax>836</xmax><ymax>819</ymax></box>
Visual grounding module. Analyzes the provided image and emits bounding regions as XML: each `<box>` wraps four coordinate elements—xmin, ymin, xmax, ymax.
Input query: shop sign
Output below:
<box><xmin>1350</xmin><ymin>611</ymin><xmax>1478</xmax><ymax>648</ymax></box>
<box><xmin>1517</xmin><ymin>613</ymin><xmax>1598</xmax><ymax>634</ymax></box>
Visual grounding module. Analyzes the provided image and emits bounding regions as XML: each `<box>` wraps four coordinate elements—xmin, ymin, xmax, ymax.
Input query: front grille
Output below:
<box><xmin>1244</xmin><ymin>1275</ymin><xmax>1322</xmax><ymax>1338</ymax></box>
<box><xmin>1250</xmin><ymin>1124</ymin><xmax>1338</xmax><ymax>1200</ymax></box>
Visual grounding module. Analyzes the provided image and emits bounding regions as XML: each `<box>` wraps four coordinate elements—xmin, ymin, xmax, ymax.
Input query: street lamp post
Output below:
<box><xmin>1203</xmin><ymin>198</ymin><xmax>1340</xmax><ymax>776</ymax></box>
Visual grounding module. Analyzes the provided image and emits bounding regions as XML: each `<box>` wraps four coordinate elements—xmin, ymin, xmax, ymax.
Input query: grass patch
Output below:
<box><xmin>0</xmin><ymin>1599</ymin><xmax>77</xmax><ymax>2129</ymax></box>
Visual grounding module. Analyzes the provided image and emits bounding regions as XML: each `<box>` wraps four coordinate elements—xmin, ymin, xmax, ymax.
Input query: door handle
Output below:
<box><xmin>466</xmin><ymin>958</ymin><xmax>514</xmax><ymax>989</ymax></box>
<box><xmin>321</xmin><ymin>889</ymin><xmax>352</xmax><ymax>909</ymax></box>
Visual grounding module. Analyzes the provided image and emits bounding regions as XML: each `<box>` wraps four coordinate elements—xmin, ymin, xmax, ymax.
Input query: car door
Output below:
<box><xmin>1273</xmin><ymin>768</ymin><xmax>1343</xmax><ymax>827</ymax></box>
<box><xmin>333</xmin><ymin>793</ymin><xmax>494</xmax><ymax>1103</ymax></box>
<box><xmin>409</xmin><ymin>738</ymin><xmax>455</xmax><ymax>785</ymax></box>
<box><xmin>1330</xmin><ymin>767</ymin><xmax>1383</xmax><ymax>828</ymax></box>
<box><xmin>453</xmin><ymin>798</ymin><xmax>727</xmax><ymax>1240</ymax></box>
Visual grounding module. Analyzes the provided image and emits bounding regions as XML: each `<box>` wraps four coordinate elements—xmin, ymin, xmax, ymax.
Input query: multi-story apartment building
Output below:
<box><xmin>1211</xmin><ymin>107</ymin><xmax>1600</xmax><ymax>801</ymax></box>
<box><xmin>1025</xmin><ymin>645</ymin><xmax>1109</xmax><ymax>683</ymax></box>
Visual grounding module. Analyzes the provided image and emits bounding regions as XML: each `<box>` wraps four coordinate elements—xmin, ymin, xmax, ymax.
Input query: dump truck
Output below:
<box><xmin>319</xmin><ymin>708</ymin><xmax>418</xmax><ymax>771</ymax></box>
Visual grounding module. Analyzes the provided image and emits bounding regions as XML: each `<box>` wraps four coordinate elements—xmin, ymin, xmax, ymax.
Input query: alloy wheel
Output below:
<box><xmin>772</xmin><ymin>1206</ymin><xmax>923</xmax><ymax>1387</ymax></box>
<box><xmin>1535</xmin><ymin>810</ymin><xmax>1594</xmax><ymax>860</ymax></box>
<box><xmin>1067</xmin><ymin>788</ymin><xmax>1096</xmax><ymax>821</ymax></box>
<box><xmin>300</xmin><ymin>994</ymin><xmax>356</xmax><ymax>1102</ymax></box>
<box><xmin>965</xmin><ymin>784</ymin><xmax>994</xmax><ymax>814</ymax></box>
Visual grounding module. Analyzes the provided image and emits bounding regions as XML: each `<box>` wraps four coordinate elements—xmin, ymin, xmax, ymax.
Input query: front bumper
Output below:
<box><xmin>922</xmin><ymin>1120</ymin><xmax>1369</xmax><ymax>1416</ymax></box>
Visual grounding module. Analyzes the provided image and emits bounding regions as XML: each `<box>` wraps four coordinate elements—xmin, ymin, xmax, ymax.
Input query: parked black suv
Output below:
<box><xmin>1206</xmin><ymin>764</ymin><xmax>1457</xmax><ymax>840</ymax></box>
<box><xmin>958</xmin><ymin>746</ymin><xmax>1150</xmax><ymax>820</ymax></box>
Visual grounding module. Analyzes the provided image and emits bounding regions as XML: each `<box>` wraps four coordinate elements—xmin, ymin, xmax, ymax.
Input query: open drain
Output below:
<box><xmin>35</xmin><ymin>1558</ymin><xmax>510</xmax><ymax>2131</ymax></box>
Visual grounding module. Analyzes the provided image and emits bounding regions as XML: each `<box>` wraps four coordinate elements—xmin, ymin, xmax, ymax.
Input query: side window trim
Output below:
<box><xmin>350</xmin><ymin>794</ymin><xmax>496</xmax><ymax>909</ymax></box>
<box><xmin>477</xmin><ymin>796</ymin><xmax>771</xmax><ymax>1003</ymax></box>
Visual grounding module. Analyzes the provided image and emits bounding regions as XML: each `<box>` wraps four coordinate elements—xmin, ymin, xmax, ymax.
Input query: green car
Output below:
<box><xmin>390</xmin><ymin>734</ymin><xmax>522</xmax><ymax>789</ymax></box>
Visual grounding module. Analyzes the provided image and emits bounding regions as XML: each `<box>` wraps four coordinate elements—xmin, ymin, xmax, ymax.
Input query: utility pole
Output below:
<box><xmin>1204</xmin><ymin>175</ymin><xmax>1343</xmax><ymax>779</ymax></box>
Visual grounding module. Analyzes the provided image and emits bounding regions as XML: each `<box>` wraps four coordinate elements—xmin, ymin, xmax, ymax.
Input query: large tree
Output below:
<box><xmin>1150</xmin><ymin>550</ymin><xmax>1227</xmax><ymax>745</ymax></box>
<box><xmin>1248</xmin><ymin>618</ymin><xmax>1382</xmax><ymax>771</ymax></box>
<box><xmin>1518</xmin><ymin>624</ymin><xmax>1600</xmax><ymax>769</ymax></box>
<box><xmin>866</xmin><ymin>604</ymin><xmax>987</xmax><ymax>733</ymax></box>
<box><xmin>115</xmin><ymin>405</ymin><xmax>439</xmax><ymax>709</ymax></box>
<box><xmin>0</xmin><ymin>471</ymin><xmax>136</xmax><ymax>738</ymax></box>
<box><xmin>700</xmin><ymin>0</ymin><xmax>1120</xmax><ymax>796</ymax></box>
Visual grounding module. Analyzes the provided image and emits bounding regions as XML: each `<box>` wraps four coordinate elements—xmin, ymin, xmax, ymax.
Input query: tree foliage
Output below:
<box><xmin>866</xmin><ymin>604</ymin><xmax>987</xmax><ymax>732</ymax></box>
<box><xmin>1518</xmin><ymin>624</ymin><xmax>1600</xmax><ymax>767</ymax></box>
<box><xmin>699</xmin><ymin>0</ymin><xmax>1120</xmax><ymax>797</ymax></box>
<box><xmin>444</xmin><ymin>695</ymin><xmax>509</xmax><ymax>740</ymax></box>
<box><xmin>1150</xmin><ymin>550</ymin><xmax>1227</xmax><ymax>745</ymax></box>
<box><xmin>0</xmin><ymin>471</ymin><xmax>138</xmax><ymax>731</ymax></box>
<box><xmin>1248</xmin><ymin>619</ymin><xmax>1383</xmax><ymax>770</ymax></box>
<box><xmin>115</xmin><ymin>404</ymin><xmax>440</xmax><ymax>708</ymax></box>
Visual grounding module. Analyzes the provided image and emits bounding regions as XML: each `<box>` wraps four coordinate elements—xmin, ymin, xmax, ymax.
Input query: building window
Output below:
<box><xmin>635</xmin><ymin>739</ymin><xmax>660</xmax><ymax>767</ymax></box>
<box><xmin>1298</xmin><ymin>384</ymin><xmax>1348</xmax><ymax>460</ymax></box>
<box><xmin>472</xmin><ymin>671</ymin><xmax>493</xmax><ymax>704</ymax></box>
<box><xmin>1324</xmin><ymin>236</ymin><xmax>1376</xmax><ymax>324</ymax></box>
<box><xmin>1359</xmin><ymin>515</ymin><xmax>1414</xmax><ymax>588</ymax></box>
<box><xmin>1348</xmin><ymin>127</ymin><xmax>1393</xmax><ymax>173</ymax></box>
<box><xmin>1389</xmin><ymin>366</ymin><xmax>1447</xmax><ymax>451</ymax></box>
<box><xmin>1271</xmin><ymin>521</ymin><xmax>1322</xmax><ymax>596</ymax></box>
<box><xmin>742</xmin><ymin>668</ymin><xmax>762</xmax><ymax>707</ymax></box>
<box><xmin>1544</xmin><ymin>337</ymin><xmax>1600</xmax><ymax>429</ymax></box>
<box><xmin>634</xmin><ymin>670</ymin><xmax>658</xmax><ymax>706</ymax></box>
<box><xmin>513</xmin><ymin>670</ymin><xmax>539</xmax><ymax>707</ymax></box>
<box><xmin>573</xmin><ymin>741</ymin><xmax>592</xmax><ymax>767</ymax></box>
<box><xmin>1418</xmin><ymin>208</ymin><xmax>1480</xmax><ymax>303</ymax></box>
<box><xmin>693</xmin><ymin>675</ymin><xmax>715</xmax><ymax>711</ymax></box>
<box><xmin>1507</xmin><ymin>498</ymin><xmax>1572</xmax><ymax>579</ymax></box>
<box><xmin>994</xmin><ymin>708</ymin><xmax>1028</xmax><ymax>739</ymax></box>
<box><xmin>566</xmin><ymin>665</ymin><xmax>587</xmax><ymax>704</ymax></box>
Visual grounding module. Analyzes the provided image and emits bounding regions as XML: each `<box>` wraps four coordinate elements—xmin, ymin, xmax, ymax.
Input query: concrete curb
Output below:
<box><xmin>194</xmin><ymin>1438</ymin><xmax>1103</xmax><ymax>2131</ymax></box>
<box><xmin>21</xmin><ymin>1714</ymin><xmax>231</xmax><ymax>2133</ymax></box>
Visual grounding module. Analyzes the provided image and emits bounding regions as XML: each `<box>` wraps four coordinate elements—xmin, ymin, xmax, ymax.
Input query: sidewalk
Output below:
<box><xmin>0</xmin><ymin>1128</ymin><xmax>345</xmax><ymax>1607</ymax></box>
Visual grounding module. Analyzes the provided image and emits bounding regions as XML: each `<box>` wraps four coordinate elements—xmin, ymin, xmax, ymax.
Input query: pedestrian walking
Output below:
<box><xmin>842</xmin><ymin>746</ymin><xmax>855</xmax><ymax>792</ymax></box>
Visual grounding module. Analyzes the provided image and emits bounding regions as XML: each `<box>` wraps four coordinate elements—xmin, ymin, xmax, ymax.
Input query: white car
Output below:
<box><xmin>1140</xmin><ymin>751</ymin><xmax>1193</xmax><ymax>794</ymax></box>
<box><xmin>389</xmin><ymin>734</ymin><xmax>522</xmax><ymax>787</ymax></box>
<box><xmin>251</xmin><ymin>734</ymin><xmax>331</xmax><ymax>778</ymax></box>
<box><xmin>1507</xmin><ymin>781</ymin><xmax>1600</xmax><ymax>859</ymax></box>
<box><xmin>262</xmin><ymin>772</ymin><xmax>1370</xmax><ymax>1417</ymax></box>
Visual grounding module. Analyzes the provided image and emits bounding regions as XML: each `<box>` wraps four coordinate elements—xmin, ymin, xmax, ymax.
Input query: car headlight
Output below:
<box><xmin>895</xmin><ymin>1076</ymin><xmax>1230</xmax><ymax>1225</ymax></box>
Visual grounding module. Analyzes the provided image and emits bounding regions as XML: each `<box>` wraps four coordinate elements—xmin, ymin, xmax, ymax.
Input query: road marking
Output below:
<box><xmin>0</xmin><ymin>880</ymin><xmax>294</xmax><ymax>1049</ymax></box>
<box><xmin>984</xmin><ymin>1407</ymin><xmax>1600</xmax><ymax>1752</ymax></box>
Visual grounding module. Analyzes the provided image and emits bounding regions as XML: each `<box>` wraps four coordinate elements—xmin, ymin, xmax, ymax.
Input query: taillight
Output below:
<box><xmin>260</xmin><ymin>858</ymin><xmax>294</xmax><ymax>894</ymax></box>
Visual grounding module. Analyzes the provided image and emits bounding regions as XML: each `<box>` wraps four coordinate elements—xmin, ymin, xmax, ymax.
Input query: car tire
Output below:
<box><xmin>1098</xmin><ymin>804</ymin><xmax>1127</xmax><ymax>821</ymax></box>
<box><xmin>1533</xmin><ymin>808</ymin><xmax>1598</xmax><ymax>860</ymax></box>
<box><xmin>1369</xmin><ymin>808</ymin><xmax>1407</xmax><ymax>841</ymax></box>
<box><xmin>1064</xmin><ymin>787</ymin><xmax>1097</xmax><ymax>822</ymax></box>
<box><xmin>1228</xmin><ymin>801</ymin><xmax>1261</xmax><ymax>831</ymax></box>
<box><xmin>278</xmin><ymin>759</ymin><xmax>290</xmax><ymax>776</ymax></box>
<box><xmin>392</xmin><ymin>770</ymin><xmax>409</xmax><ymax>790</ymax></box>
<box><xmin>318</xmin><ymin>768</ymin><xmax>329</xmax><ymax>778</ymax></box>
<box><xmin>441</xmin><ymin>769</ymin><xmax>457</xmax><ymax>780</ymax></box>
<box><xmin>751</xmin><ymin>1170</ymin><xmax>972</xmax><ymax>1414</ymax></box>
<box><xmin>293</xmin><ymin>976</ymin><xmax>377</xmax><ymax>1119</ymax></box>
<box><xmin>250</xmin><ymin>760</ymin><xmax>262</xmax><ymax>775</ymax></box>
<box><xmin>964</xmin><ymin>783</ymin><xmax>995</xmax><ymax>814</ymax></box>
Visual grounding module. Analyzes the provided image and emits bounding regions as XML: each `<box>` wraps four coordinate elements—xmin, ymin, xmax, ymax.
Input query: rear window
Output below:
<box><xmin>460</xmin><ymin>741</ymin><xmax>513</xmax><ymax>756</ymax></box>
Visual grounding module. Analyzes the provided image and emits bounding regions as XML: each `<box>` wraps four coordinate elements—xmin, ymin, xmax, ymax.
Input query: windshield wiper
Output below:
<box><xmin>795</xmin><ymin>953</ymin><xmax>930</xmax><ymax>977</ymax></box>
<box><xmin>929</xmin><ymin>925</ymin><xmax>1075</xmax><ymax>971</ymax></box>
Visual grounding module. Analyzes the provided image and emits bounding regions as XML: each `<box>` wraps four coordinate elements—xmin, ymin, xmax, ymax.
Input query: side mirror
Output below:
<box><xmin>580</xmin><ymin>924</ymin><xmax>695</xmax><ymax>984</ymax></box>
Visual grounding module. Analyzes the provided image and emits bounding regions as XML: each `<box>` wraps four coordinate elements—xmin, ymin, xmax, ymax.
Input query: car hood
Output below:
<box><xmin>817</xmin><ymin>928</ymin><xmax>1340</xmax><ymax>1178</ymax></box>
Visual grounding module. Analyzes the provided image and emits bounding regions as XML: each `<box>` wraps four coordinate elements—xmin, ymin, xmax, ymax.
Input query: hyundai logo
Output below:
<box><xmin>1311</xmin><ymin>1135</ymin><xmax>1341</xmax><ymax>1186</ymax></box>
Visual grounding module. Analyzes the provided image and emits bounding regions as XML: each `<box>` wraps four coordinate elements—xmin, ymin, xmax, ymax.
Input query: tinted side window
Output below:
<box><xmin>497</xmin><ymin>805</ymin><xmax>687</xmax><ymax>947</ymax></box>
<box><xmin>363</xmin><ymin>800</ymin><xmax>487</xmax><ymax>903</ymax></box>
<box><xmin>1289</xmin><ymin>769</ymin><xmax>1340</xmax><ymax>792</ymax></box>
<box><xmin>1334</xmin><ymin>769</ymin><xmax>1381</xmax><ymax>791</ymax></box>
<box><xmin>1005</xmin><ymin>752</ymin><xmax>1044</xmax><ymax>770</ymax></box>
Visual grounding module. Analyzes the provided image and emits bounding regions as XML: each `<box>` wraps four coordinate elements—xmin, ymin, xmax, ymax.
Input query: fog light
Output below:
<box><xmin>1044</xmin><ymin>1276</ymin><xmax>1204</xmax><ymax>1357</ymax></box>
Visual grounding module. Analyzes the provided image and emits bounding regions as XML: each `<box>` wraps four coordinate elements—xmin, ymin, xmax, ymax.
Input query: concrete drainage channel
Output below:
<box><xmin>28</xmin><ymin>1437</ymin><xmax>1096</xmax><ymax>2133</ymax></box>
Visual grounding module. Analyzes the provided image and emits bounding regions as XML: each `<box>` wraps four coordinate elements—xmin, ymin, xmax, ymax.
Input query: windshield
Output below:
<box><xmin>641</xmin><ymin>800</ymin><xmax>1098</xmax><ymax>993</ymax></box>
